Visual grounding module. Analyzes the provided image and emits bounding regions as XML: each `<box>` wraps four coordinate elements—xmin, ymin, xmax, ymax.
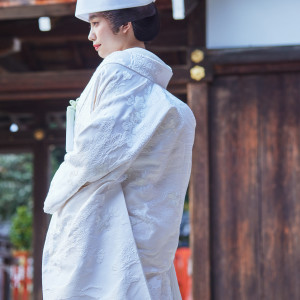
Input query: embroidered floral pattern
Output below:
<box><xmin>43</xmin><ymin>48</ymin><xmax>195</xmax><ymax>300</ymax></box>
<box><xmin>96</xmin><ymin>249</ymin><xmax>104</xmax><ymax>264</ymax></box>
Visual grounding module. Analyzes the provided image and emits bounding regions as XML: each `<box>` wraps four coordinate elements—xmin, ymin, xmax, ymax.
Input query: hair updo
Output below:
<box><xmin>98</xmin><ymin>3</ymin><xmax>160</xmax><ymax>42</ymax></box>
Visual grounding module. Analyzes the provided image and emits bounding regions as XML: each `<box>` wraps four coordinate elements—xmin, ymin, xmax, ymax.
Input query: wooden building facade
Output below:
<box><xmin>0</xmin><ymin>0</ymin><xmax>299</xmax><ymax>299</ymax></box>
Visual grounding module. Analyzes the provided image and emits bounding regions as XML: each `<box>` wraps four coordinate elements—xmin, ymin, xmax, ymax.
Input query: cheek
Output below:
<box><xmin>95</xmin><ymin>28</ymin><xmax>102</xmax><ymax>38</ymax></box>
<box><xmin>94</xmin><ymin>25</ymin><xmax>105</xmax><ymax>38</ymax></box>
<box><xmin>94</xmin><ymin>25</ymin><xmax>117</xmax><ymax>46</ymax></box>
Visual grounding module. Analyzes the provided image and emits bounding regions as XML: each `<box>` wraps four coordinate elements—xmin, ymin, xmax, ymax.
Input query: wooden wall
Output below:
<box><xmin>189</xmin><ymin>47</ymin><xmax>300</xmax><ymax>300</ymax></box>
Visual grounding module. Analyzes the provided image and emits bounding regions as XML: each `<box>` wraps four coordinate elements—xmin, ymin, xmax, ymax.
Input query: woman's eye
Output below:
<box><xmin>91</xmin><ymin>22</ymin><xmax>99</xmax><ymax>27</ymax></box>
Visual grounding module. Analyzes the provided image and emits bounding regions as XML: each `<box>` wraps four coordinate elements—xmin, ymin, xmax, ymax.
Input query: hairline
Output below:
<box><xmin>88</xmin><ymin>13</ymin><xmax>102</xmax><ymax>22</ymax></box>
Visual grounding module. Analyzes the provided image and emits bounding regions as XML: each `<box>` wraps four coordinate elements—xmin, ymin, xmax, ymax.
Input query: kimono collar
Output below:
<box><xmin>101</xmin><ymin>47</ymin><xmax>173</xmax><ymax>89</ymax></box>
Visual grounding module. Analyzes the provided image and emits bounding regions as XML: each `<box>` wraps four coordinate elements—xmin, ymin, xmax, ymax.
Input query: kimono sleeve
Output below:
<box><xmin>44</xmin><ymin>63</ymin><xmax>171</xmax><ymax>214</ymax></box>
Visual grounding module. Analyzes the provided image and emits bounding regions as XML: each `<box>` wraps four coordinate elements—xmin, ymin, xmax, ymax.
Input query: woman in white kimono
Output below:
<box><xmin>42</xmin><ymin>1</ymin><xmax>196</xmax><ymax>299</ymax></box>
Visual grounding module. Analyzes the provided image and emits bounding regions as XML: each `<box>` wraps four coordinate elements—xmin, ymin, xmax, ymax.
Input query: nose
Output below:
<box><xmin>88</xmin><ymin>28</ymin><xmax>96</xmax><ymax>41</ymax></box>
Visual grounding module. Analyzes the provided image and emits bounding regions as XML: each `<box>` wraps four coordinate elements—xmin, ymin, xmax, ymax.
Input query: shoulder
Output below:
<box><xmin>163</xmin><ymin>91</ymin><xmax>196</xmax><ymax>129</ymax></box>
<box><xmin>96</xmin><ymin>60</ymin><xmax>135</xmax><ymax>87</ymax></box>
<box><xmin>98</xmin><ymin>48</ymin><xmax>173</xmax><ymax>90</ymax></box>
<box><xmin>99</xmin><ymin>48</ymin><xmax>168</xmax><ymax>73</ymax></box>
<box><xmin>100</xmin><ymin>49</ymin><xmax>132</xmax><ymax>70</ymax></box>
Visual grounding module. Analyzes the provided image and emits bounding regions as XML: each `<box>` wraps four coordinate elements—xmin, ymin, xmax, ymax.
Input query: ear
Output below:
<box><xmin>120</xmin><ymin>22</ymin><xmax>132</xmax><ymax>34</ymax></box>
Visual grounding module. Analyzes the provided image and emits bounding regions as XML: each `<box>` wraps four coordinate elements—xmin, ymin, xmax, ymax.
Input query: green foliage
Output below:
<box><xmin>10</xmin><ymin>205</ymin><xmax>32</xmax><ymax>251</ymax></box>
<box><xmin>0</xmin><ymin>153</ymin><xmax>33</xmax><ymax>221</ymax></box>
<box><xmin>50</xmin><ymin>146</ymin><xmax>65</xmax><ymax>179</ymax></box>
<box><xmin>183</xmin><ymin>185</ymin><xmax>189</xmax><ymax>211</ymax></box>
<box><xmin>0</xmin><ymin>149</ymin><xmax>64</xmax><ymax>222</ymax></box>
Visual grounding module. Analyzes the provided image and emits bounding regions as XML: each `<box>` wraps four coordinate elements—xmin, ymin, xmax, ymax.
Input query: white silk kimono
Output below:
<box><xmin>42</xmin><ymin>47</ymin><xmax>196</xmax><ymax>300</ymax></box>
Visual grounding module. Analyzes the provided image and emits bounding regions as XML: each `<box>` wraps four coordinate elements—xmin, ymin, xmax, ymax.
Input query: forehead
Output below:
<box><xmin>88</xmin><ymin>13</ymin><xmax>102</xmax><ymax>21</ymax></box>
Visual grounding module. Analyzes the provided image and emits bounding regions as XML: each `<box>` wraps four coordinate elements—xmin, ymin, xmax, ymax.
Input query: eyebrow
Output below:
<box><xmin>89</xmin><ymin>14</ymin><xmax>99</xmax><ymax>22</ymax></box>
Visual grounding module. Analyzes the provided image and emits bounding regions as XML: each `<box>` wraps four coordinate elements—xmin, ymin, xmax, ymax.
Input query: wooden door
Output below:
<box><xmin>189</xmin><ymin>48</ymin><xmax>300</xmax><ymax>300</ymax></box>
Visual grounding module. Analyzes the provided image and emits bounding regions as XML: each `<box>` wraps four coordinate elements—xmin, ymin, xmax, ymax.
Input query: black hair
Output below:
<box><xmin>99</xmin><ymin>3</ymin><xmax>160</xmax><ymax>42</ymax></box>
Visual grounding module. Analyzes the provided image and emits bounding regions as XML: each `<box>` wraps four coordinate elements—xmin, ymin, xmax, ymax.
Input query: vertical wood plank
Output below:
<box><xmin>188</xmin><ymin>82</ymin><xmax>211</xmax><ymax>300</ymax></box>
<box><xmin>259</xmin><ymin>73</ymin><xmax>300</xmax><ymax>300</ymax></box>
<box><xmin>210</xmin><ymin>75</ymin><xmax>260</xmax><ymax>300</ymax></box>
<box><xmin>187</xmin><ymin>1</ymin><xmax>208</xmax><ymax>298</ymax></box>
<box><xmin>188</xmin><ymin>0</ymin><xmax>206</xmax><ymax>47</ymax></box>
<box><xmin>33</xmin><ymin>141</ymin><xmax>50</xmax><ymax>300</ymax></box>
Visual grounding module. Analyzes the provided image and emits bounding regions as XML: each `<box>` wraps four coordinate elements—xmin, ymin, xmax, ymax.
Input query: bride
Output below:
<box><xmin>42</xmin><ymin>1</ymin><xmax>195</xmax><ymax>299</ymax></box>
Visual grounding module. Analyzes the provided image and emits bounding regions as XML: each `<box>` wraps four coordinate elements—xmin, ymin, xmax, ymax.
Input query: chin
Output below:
<box><xmin>98</xmin><ymin>50</ymin><xmax>109</xmax><ymax>58</ymax></box>
<box><xmin>101</xmin><ymin>49</ymin><xmax>120</xmax><ymax>59</ymax></box>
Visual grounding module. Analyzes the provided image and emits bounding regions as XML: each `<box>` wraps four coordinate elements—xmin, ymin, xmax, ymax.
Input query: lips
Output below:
<box><xmin>93</xmin><ymin>44</ymin><xmax>101</xmax><ymax>51</ymax></box>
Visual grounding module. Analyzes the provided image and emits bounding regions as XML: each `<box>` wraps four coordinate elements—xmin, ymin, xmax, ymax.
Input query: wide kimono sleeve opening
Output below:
<box><xmin>44</xmin><ymin>63</ymin><xmax>171</xmax><ymax>214</ymax></box>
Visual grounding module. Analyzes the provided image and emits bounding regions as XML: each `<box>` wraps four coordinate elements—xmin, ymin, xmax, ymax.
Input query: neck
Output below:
<box><xmin>122</xmin><ymin>40</ymin><xmax>145</xmax><ymax>51</ymax></box>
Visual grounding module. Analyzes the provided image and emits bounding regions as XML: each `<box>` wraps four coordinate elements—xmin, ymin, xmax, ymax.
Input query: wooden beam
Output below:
<box><xmin>187</xmin><ymin>5</ymin><xmax>210</xmax><ymax>296</ymax></box>
<box><xmin>188</xmin><ymin>0</ymin><xmax>206</xmax><ymax>47</ymax></box>
<box><xmin>188</xmin><ymin>82</ymin><xmax>211</xmax><ymax>300</ymax></box>
<box><xmin>207</xmin><ymin>45</ymin><xmax>300</xmax><ymax>65</ymax></box>
<box><xmin>214</xmin><ymin>61</ymin><xmax>300</xmax><ymax>76</ymax></box>
<box><xmin>186</xmin><ymin>45</ymin><xmax>300</xmax><ymax>85</ymax></box>
<box><xmin>0</xmin><ymin>0</ymin><xmax>172</xmax><ymax>21</ymax></box>
<box><xmin>156</xmin><ymin>0</ymin><xmax>173</xmax><ymax>10</ymax></box>
<box><xmin>184</xmin><ymin>0</ymin><xmax>199</xmax><ymax>18</ymax></box>
<box><xmin>0</xmin><ymin>70</ymin><xmax>94</xmax><ymax>98</ymax></box>
<box><xmin>0</xmin><ymin>17</ymin><xmax>88</xmax><ymax>39</ymax></box>
<box><xmin>0</xmin><ymin>69</ymin><xmax>92</xmax><ymax>92</ymax></box>
<box><xmin>0</xmin><ymin>90</ymin><xmax>83</xmax><ymax>101</ymax></box>
<box><xmin>0</xmin><ymin>2</ymin><xmax>76</xmax><ymax>21</ymax></box>
<box><xmin>21</xmin><ymin>43</ymin><xmax>41</xmax><ymax>71</ymax></box>
<box><xmin>0</xmin><ymin>38</ymin><xmax>21</xmax><ymax>57</ymax></box>
<box><xmin>33</xmin><ymin>140</ymin><xmax>50</xmax><ymax>300</ymax></box>
<box><xmin>0</xmin><ymin>66</ymin><xmax>189</xmax><ymax>101</ymax></box>
<box><xmin>0</xmin><ymin>130</ymin><xmax>66</xmax><ymax>146</ymax></box>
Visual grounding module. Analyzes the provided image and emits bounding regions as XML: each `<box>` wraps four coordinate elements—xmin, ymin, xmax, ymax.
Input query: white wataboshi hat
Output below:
<box><xmin>75</xmin><ymin>0</ymin><xmax>156</xmax><ymax>22</ymax></box>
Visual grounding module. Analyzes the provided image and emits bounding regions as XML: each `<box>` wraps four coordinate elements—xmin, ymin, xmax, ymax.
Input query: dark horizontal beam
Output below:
<box><xmin>0</xmin><ymin>69</ymin><xmax>92</xmax><ymax>101</ymax></box>
<box><xmin>0</xmin><ymin>69</ymin><xmax>93</xmax><ymax>92</ymax></box>
<box><xmin>214</xmin><ymin>61</ymin><xmax>300</xmax><ymax>76</ymax></box>
<box><xmin>0</xmin><ymin>90</ymin><xmax>84</xmax><ymax>101</ymax></box>
<box><xmin>186</xmin><ymin>45</ymin><xmax>300</xmax><ymax>82</ymax></box>
<box><xmin>0</xmin><ymin>0</ymin><xmax>172</xmax><ymax>21</ymax></box>
<box><xmin>0</xmin><ymin>65</ymin><xmax>189</xmax><ymax>101</ymax></box>
<box><xmin>0</xmin><ymin>2</ymin><xmax>76</xmax><ymax>21</ymax></box>
<box><xmin>206</xmin><ymin>45</ymin><xmax>300</xmax><ymax>65</ymax></box>
<box><xmin>0</xmin><ymin>129</ymin><xmax>65</xmax><ymax>147</ymax></box>
<box><xmin>0</xmin><ymin>38</ymin><xmax>19</xmax><ymax>57</ymax></box>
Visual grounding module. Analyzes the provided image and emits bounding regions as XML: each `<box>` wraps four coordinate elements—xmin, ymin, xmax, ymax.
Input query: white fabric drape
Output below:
<box><xmin>43</xmin><ymin>48</ymin><xmax>195</xmax><ymax>300</ymax></box>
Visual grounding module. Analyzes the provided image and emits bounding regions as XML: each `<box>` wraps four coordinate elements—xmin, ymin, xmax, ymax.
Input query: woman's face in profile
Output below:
<box><xmin>88</xmin><ymin>14</ymin><xmax>125</xmax><ymax>58</ymax></box>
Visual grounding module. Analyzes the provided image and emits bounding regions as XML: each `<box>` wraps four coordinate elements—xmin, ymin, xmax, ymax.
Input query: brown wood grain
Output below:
<box><xmin>188</xmin><ymin>82</ymin><xmax>211</xmax><ymax>300</ymax></box>
<box><xmin>210</xmin><ymin>75</ymin><xmax>260</xmax><ymax>300</ymax></box>
<box><xmin>209</xmin><ymin>71</ymin><xmax>300</xmax><ymax>300</ymax></box>
<box><xmin>0</xmin><ymin>70</ymin><xmax>93</xmax><ymax>92</ymax></box>
<box><xmin>33</xmin><ymin>140</ymin><xmax>50</xmax><ymax>300</ymax></box>
<box><xmin>214</xmin><ymin>61</ymin><xmax>300</xmax><ymax>76</ymax></box>
<box><xmin>188</xmin><ymin>0</ymin><xmax>206</xmax><ymax>47</ymax></box>
<box><xmin>207</xmin><ymin>45</ymin><xmax>300</xmax><ymax>65</ymax></box>
<box><xmin>258</xmin><ymin>73</ymin><xmax>300</xmax><ymax>300</ymax></box>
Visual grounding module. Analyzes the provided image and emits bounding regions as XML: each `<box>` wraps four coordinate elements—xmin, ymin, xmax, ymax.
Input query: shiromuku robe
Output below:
<box><xmin>42</xmin><ymin>47</ymin><xmax>196</xmax><ymax>300</ymax></box>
